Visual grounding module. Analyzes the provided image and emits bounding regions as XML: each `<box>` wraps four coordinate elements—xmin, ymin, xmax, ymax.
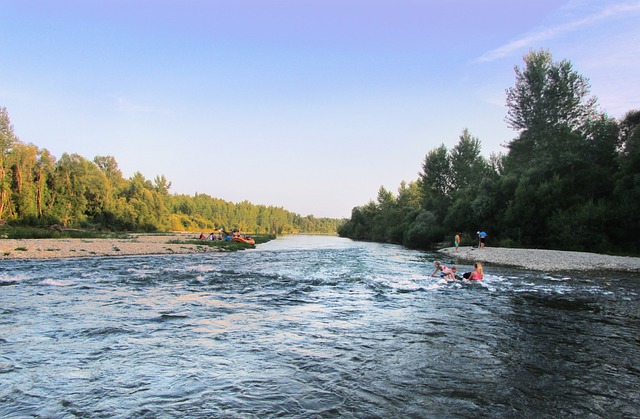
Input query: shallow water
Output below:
<box><xmin>1</xmin><ymin>235</ymin><xmax>639</xmax><ymax>418</ymax></box>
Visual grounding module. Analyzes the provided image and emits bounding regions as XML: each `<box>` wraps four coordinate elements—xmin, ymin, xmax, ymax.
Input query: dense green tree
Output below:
<box><xmin>449</xmin><ymin>129</ymin><xmax>486</xmax><ymax>191</ymax></box>
<box><xmin>47</xmin><ymin>154</ymin><xmax>110</xmax><ymax>227</ymax></box>
<box><xmin>505</xmin><ymin>49</ymin><xmax>597</xmax><ymax>135</ymax></box>
<box><xmin>94</xmin><ymin>155</ymin><xmax>127</xmax><ymax>206</ymax></box>
<box><xmin>503</xmin><ymin>49</ymin><xmax>599</xmax><ymax>177</ymax></box>
<box><xmin>0</xmin><ymin>107</ymin><xmax>18</xmax><ymax>219</ymax></box>
<box><xmin>154</xmin><ymin>175</ymin><xmax>172</xmax><ymax>197</ymax></box>
<box><xmin>419</xmin><ymin>144</ymin><xmax>451</xmax><ymax>221</ymax></box>
<box><xmin>35</xmin><ymin>148</ymin><xmax>55</xmax><ymax>218</ymax></box>
<box><xmin>121</xmin><ymin>172</ymin><xmax>168</xmax><ymax>231</ymax></box>
<box><xmin>403</xmin><ymin>209</ymin><xmax>443</xmax><ymax>249</ymax></box>
<box><xmin>500</xmin><ymin>50</ymin><xmax>618</xmax><ymax>249</ymax></box>
<box><xmin>0</xmin><ymin>107</ymin><xmax>343</xmax><ymax>234</ymax></box>
<box><xmin>340</xmin><ymin>51</ymin><xmax>639</xmax><ymax>253</ymax></box>
<box><xmin>396</xmin><ymin>180</ymin><xmax>422</xmax><ymax>209</ymax></box>
<box><xmin>444</xmin><ymin>130</ymin><xmax>496</xmax><ymax>236</ymax></box>
<box><xmin>613</xmin><ymin>110</ymin><xmax>640</xmax><ymax>246</ymax></box>
<box><xmin>10</xmin><ymin>143</ymin><xmax>38</xmax><ymax>218</ymax></box>
<box><xmin>94</xmin><ymin>155</ymin><xmax>124</xmax><ymax>186</ymax></box>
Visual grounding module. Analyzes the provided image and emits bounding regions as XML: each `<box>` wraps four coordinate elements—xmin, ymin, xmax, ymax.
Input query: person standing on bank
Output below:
<box><xmin>478</xmin><ymin>231</ymin><xmax>487</xmax><ymax>249</ymax></box>
<box><xmin>454</xmin><ymin>232</ymin><xmax>461</xmax><ymax>253</ymax></box>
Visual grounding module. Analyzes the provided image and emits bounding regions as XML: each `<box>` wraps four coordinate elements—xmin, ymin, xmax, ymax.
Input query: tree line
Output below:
<box><xmin>339</xmin><ymin>50</ymin><xmax>640</xmax><ymax>254</ymax></box>
<box><xmin>0</xmin><ymin>110</ymin><xmax>341</xmax><ymax>234</ymax></box>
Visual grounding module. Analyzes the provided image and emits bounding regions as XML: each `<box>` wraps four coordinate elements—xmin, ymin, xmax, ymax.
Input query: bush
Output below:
<box><xmin>547</xmin><ymin>200</ymin><xmax>612</xmax><ymax>252</ymax></box>
<box><xmin>402</xmin><ymin>210</ymin><xmax>445</xmax><ymax>249</ymax></box>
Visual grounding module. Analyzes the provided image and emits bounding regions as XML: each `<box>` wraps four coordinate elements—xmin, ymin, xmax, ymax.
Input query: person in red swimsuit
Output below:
<box><xmin>464</xmin><ymin>262</ymin><xmax>483</xmax><ymax>281</ymax></box>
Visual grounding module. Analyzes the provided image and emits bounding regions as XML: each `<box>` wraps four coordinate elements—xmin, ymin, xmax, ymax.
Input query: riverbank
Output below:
<box><xmin>0</xmin><ymin>233</ymin><xmax>222</xmax><ymax>260</ymax></box>
<box><xmin>438</xmin><ymin>246</ymin><xmax>640</xmax><ymax>273</ymax></box>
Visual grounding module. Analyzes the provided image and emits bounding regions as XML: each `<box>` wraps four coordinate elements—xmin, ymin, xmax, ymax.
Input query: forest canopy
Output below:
<box><xmin>338</xmin><ymin>50</ymin><xmax>640</xmax><ymax>254</ymax></box>
<box><xmin>0</xmin><ymin>109</ymin><xmax>341</xmax><ymax>234</ymax></box>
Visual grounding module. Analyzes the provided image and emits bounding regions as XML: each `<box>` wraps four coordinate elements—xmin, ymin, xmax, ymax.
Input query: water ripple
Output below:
<box><xmin>0</xmin><ymin>236</ymin><xmax>639</xmax><ymax>417</ymax></box>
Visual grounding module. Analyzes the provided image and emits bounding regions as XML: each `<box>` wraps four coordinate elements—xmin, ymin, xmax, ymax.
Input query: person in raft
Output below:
<box><xmin>463</xmin><ymin>262</ymin><xmax>484</xmax><ymax>281</ymax></box>
<box><xmin>454</xmin><ymin>232</ymin><xmax>461</xmax><ymax>253</ymax></box>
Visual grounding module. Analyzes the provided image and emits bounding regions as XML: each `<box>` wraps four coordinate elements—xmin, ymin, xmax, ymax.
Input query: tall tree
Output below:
<box><xmin>10</xmin><ymin>143</ymin><xmax>38</xmax><ymax>217</ymax></box>
<box><xmin>154</xmin><ymin>175</ymin><xmax>172</xmax><ymax>197</ymax></box>
<box><xmin>94</xmin><ymin>155</ymin><xmax>127</xmax><ymax>208</ymax></box>
<box><xmin>502</xmin><ymin>50</ymin><xmax>614</xmax><ymax>249</ymax></box>
<box><xmin>419</xmin><ymin>144</ymin><xmax>450</xmax><ymax>220</ymax></box>
<box><xmin>449</xmin><ymin>129</ymin><xmax>485</xmax><ymax>192</ymax></box>
<box><xmin>396</xmin><ymin>180</ymin><xmax>422</xmax><ymax>210</ymax></box>
<box><xmin>35</xmin><ymin>148</ymin><xmax>56</xmax><ymax>218</ymax></box>
<box><xmin>505</xmin><ymin>49</ymin><xmax>597</xmax><ymax>135</ymax></box>
<box><xmin>504</xmin><ymin>49</ymin><xmax>599</xmax><ymax>174</ymax></box>
<box><xmin>614</xmin><ymin>110</ymin><xmax>640</xmax><ymax>245</ymax></box>
<box><xmin>0</xmin><ymin>107</ymin><xmax>17</xmax><ymax>219</ymax></box>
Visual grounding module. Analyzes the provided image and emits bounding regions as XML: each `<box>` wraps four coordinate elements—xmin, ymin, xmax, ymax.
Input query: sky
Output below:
<box><xmin>1</xmin><ymin>0</ymin><xmax>639</xmax><ymax>218</ymax></box>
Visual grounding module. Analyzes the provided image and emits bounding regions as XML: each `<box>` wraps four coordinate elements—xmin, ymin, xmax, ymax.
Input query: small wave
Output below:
<box><xmin>126</xmin><ymin>267</ymin><xmax>154</xmax><ymax>279</ymax></box>
<box><xmin>151</xmin><ymin>313</ymin><xmax>190</xmax><ymax>322</ymax></box>
<box><xmin>79</xmin><ymin>326</ymin><xmax>134</xmax><ymax>337</ymax></box>
<box><xmin>40</xmin><ymin>278</ymin><xmax>74</xmax><ymax>287</ymax></box>
<box><xmin>0</xmin><ymin>362</ymin><xmax>20</xmax><ymax>373</ymax></box>
<box><xmin>544</xmin><ymin>274</ymin><xmax>571</xmax><ymax>281</ymax></box>
<box><xmin>0</xmin><ymin>273</ymin><xmax>28</xmax><ymax>283</ymax></box>
<box><xmin>184</xmin><ymin>264</ymin><xmax>218</xmax><ymax>273</ymax></box>
<box><xmin>0</xmin><ymin>280</ymin><xmax>19</xmax><ymax>286</ymax></box>
<box><xmin>389</xmin><ymin>278</ymin><xmax>427</xmax><ymax>293</ymax></box>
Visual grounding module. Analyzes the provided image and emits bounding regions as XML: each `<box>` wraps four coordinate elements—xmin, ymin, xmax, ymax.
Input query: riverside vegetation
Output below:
<box><xmin>0</xmin><ymin>112</ymin><xmax>343</xmax><ymax>236</ymax></box>
<box><xmin>339</xmin><ymin>50</ymin><xmax>640</xmax><ymax>256</ymax></box>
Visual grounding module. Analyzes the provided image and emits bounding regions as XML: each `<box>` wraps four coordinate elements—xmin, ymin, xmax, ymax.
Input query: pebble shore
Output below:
<box><xmin>0</xmin><ymin>233</ymin><xmax>218</xmax><ymax>260</ymax></box>
<box><xmin>438</xmin><ymin>246</ymin><xmax>640</xmax><ymax>273</ymax></box>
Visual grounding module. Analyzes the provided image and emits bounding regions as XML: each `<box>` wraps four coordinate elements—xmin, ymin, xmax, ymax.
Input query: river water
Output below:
<box><xmin>1</xmin><ymin>235</ymin><xmax>639</xmax><ymax>418</ymax></box>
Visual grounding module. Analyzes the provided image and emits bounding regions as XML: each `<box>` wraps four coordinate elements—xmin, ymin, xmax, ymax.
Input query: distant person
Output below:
<box><xmin>454</xmin><ymin>232</ymin><xmax>461</xmax><ymax>253</ymax></box>
<box><xmin>478</xmin><ymin>231</ymin><xmax>488</xmax><ymax>249</ymax></box>
<box><xmin>199</xmin><ymin>233</ymin><xmax>205</xmax><ymax>240</ymax></box>
<box><xmin>463</xmin><ymin>262</ymin><xmax>484</xmax><ymax>281</ymax></box>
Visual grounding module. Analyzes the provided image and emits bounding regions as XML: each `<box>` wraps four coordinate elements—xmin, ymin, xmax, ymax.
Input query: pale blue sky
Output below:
<box><xmin>1</xmin><ymin>0</ymin><xmax>638</xmax><ymax>218</ymax></box>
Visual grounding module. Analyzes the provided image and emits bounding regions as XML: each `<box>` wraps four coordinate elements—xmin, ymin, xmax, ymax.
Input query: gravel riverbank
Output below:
<box><xmin>438</xmin><ymin>246</ymin><xmax>640</xmax><ymax>273</ymax></box>
<box><xmin>0</xmin><ymin>233</ymin><xmax>218</xmax><ymax>260</ymax></box>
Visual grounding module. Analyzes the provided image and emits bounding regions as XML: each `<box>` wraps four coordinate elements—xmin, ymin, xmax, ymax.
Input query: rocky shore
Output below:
<box><xmin>0</xmin><ymin>233</ymin><xmax>218</xmax><ymax>260</ymax></box>
<box><xmin>438</xmin><ymin>246</ymin><xmax>640</xmax><ymax>273</ymax></box>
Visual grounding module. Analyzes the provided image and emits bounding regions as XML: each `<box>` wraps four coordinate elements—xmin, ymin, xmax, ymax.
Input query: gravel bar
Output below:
<box><xmin>0</xmin><ymin>233</ymin><xmax>218</xmax><ymax>260</ymax></box>
<box><xmin>438</xmin><ymin>246</ymin><xmax>640</xmax><ymax>273</ymax></box>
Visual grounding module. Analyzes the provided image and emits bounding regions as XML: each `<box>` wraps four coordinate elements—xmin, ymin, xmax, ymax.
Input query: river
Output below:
<box><xmin>1</xmin><ymin>235</ymin><xmax>639</xmax><ymax>418</ymax></box>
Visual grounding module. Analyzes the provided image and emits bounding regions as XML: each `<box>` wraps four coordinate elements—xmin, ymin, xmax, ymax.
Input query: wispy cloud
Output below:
<box><xmin>475</xmin><ymin>1</ymin><xmax>640</xmax><ymax>63</ymax></box>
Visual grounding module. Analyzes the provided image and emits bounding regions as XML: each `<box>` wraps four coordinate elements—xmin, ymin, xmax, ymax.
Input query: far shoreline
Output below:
<box><xmin>438</xmin><ymin>246</ymin><xmax>640</xmax><ymax>273</ymax></box>
<box><xmin>3</xmin><ymin>235</ymin><xmax>640</xmax><ymax>274</ymax></box>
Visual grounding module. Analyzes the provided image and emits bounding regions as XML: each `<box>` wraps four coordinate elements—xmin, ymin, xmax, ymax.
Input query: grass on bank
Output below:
<box><xmin>0</xmin><ymin>225</ymin><xmax>131</xmax><ymax>240</ymax></box>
